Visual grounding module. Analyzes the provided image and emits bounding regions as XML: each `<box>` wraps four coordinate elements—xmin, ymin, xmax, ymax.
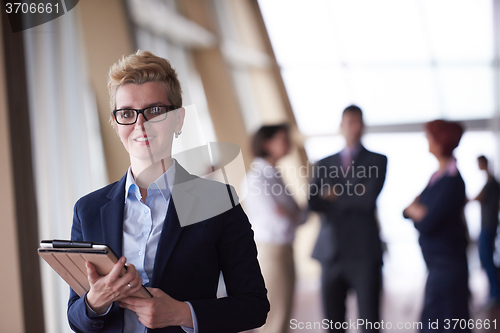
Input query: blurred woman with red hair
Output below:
<box><xmin>404</xmin><ymin>120</ymin><xmax>470</xmax><ymax>333</ymax></box>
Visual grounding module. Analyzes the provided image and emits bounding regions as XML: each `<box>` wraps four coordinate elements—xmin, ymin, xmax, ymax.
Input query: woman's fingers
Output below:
<box><xmin>87</xmin><ymin>257</ymin><xmax>144</xmax><ymax>302</ymax></box>
<box><xmin>86</xmin><ymin>261</ymin><xmax>99</xmax><ymax>285</ymax></box>
<box><xmin>115</xmin><ymin>262</ymin><xmax>144</xmax><ymax>296</ymax></box>
<box><xmin>128</xmin><ymin>267</ymin><xmax>141</xmax><ymax>289</ymax></box>
<box><xmin>107</xmin><ymin>256</ymin><xmax>127</xmax><ymax>281</ymax></box>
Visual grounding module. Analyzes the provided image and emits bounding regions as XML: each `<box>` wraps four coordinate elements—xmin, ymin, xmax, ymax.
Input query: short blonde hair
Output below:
<box><xmin>108</xmin><ymin>50</ymin><xmax>183</xmax><ymax>121</ymax></box>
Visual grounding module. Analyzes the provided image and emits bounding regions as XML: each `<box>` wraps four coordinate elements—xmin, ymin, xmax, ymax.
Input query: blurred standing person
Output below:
<box><xmin>309</xmin><ymin>105</ymin><xmax>387</xmax><ymax>333</ymax></box>
<box><xmin>244</xmin><ymin>124</ymin><xmax>307</xmax><ymax>333</ymax></box>
<box><xmin>404</xmin><ymin>120</ymin><xmax>470</xmax><ymax>333</ymax></box>
<box><xmin>474</xmin><ymin>155</ymin><xmax>500</xmax><ymax>306</ymax></box>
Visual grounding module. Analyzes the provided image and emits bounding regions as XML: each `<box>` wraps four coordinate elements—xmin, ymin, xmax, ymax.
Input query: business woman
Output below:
<box><xmin>244</xmin><ymin>124</ymin><xmax>307</xmax><ymax>333</ymax></box>
<box><xmin>67</xmin><ymin>50</ymin><xmax>269</xmax><ymax>333</ymax></box>
<box><xmin>404</xmin><ymin>120</ymin><xmax>470</xmax><ymax>333</ymax></box>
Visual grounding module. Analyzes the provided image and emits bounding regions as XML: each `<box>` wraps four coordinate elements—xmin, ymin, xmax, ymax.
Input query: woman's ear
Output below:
<box><xmin>174</xmin><ymin>107</ymin><xmax>185</xmax><ymax>132</ymax></box>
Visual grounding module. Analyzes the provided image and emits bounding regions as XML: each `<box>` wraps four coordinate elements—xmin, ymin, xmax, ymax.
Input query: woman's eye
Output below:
<box><xmin>147</xmin><ymin>107</ymin><xmax>167</xmax><ymax>119</ymax></box>
<box><xmin>121</xmin><ymin>110</ymin><xmax>134</xmax><ymax>118</ymax></box>
<box><xmin>150</xmin><ymin>107</ymin><xmax>163</xmax><ymax>115</ymax></box>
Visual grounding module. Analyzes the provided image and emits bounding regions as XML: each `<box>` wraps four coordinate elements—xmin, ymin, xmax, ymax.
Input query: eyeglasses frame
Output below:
<box><xmin>112</xmin><ymin>105</ymin><xmax>177</xmax><ymax>125</ymax></box>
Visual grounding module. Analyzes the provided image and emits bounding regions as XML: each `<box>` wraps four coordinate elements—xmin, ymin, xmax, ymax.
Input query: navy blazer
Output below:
<box><xmin>412</xmin><ymin>172</ymin><xmax>468</xmax><ymax>265</ymax></box>
<box><xmin>67</xmin><ymin>164</ymin><xmax>269</xmax><ymax>333</ymax></box>
<box><xmin>309</xmin><ymin>146</ymin><xmax>387</xmax><ymax>265</ymax></box>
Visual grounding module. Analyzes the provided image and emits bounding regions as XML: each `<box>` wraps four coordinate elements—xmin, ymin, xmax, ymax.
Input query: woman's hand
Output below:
<box><xmin>404</xmin><ymin>199</ymin><xmax>427</xmax><ymax>223</ymax></box>
<box><xmin>85</xmin><ymin>257</ymin><xmax>144</xmax><ymax>314</ymax></box>
<box><xmin>118</xmin><ymin>288</ymin><xmax>193</xmax><ymax>329</ymax></box>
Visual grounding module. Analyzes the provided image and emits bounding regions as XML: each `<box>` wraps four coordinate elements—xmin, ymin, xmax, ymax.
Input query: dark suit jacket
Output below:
<box><xmin>67</xmin><ymin>164</ymin><xmax>269</xmax><ymax>333</ymax></box>
<box><xmin>309</xmin><ymin>146</ymin><xmax>387</xmax><ymax>265</ymax></box>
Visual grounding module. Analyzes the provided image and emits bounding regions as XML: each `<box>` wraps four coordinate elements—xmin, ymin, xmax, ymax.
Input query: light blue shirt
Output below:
<box><xmin>123</xmin><ymin>162</ymin><xmax>198</xmax><ymax>333</ymax></box>
<box><xmin>85</xmin><ymin>160</ymin><xmax>198</xmax><ymax>332</ymax></box>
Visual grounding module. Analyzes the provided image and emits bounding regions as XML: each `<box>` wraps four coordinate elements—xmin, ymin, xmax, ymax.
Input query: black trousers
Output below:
<box><xmin>320</xmin><ymin>262</ymin><xmax>382</xmax><ymax>333</ymax></box>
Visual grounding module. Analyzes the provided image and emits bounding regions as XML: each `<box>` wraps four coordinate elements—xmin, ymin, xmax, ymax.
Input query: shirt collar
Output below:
<box><xmin>253</xmin><ymin>157</ymin><xmax>279</xmax><ymax>178</ymax></box>
<box><xmin>254</xmin><ymin>157</ymin><xmax>272</xmax><ymax>168</ymax></box>
<box><xmin>124</xmin><ymin>159</ymin><xmax>177</xmax><ymax>203</ymax></box>
<box><xmin>341</xmin><ymin>143</ymin><xmax>362</xmax><ymax>159</ymax></box>
<box><xmin>444</xmin><ymin>157</ymin><xmax>458</xmax><ymax>176</ymax></box>
<box><xmin>428</xmin><ymin>157</ymin><xmax>458</xmax><ymax>186</ymax></box>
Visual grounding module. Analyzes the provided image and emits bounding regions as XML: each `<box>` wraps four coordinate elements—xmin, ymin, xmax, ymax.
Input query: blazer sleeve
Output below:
<box><xmin>413</xmin><ymin>177</ymin><xmax>465</xmax><ymax>235</ymax></box>
<box><xmin>67</xmin><ymin>201</ymin><xmax>120</xmax><ymax>333</ymax></box>
<box><xmin>188</xmin><ymin>204</ymin><xmax>270</xmax><ymax>333</ymax></box>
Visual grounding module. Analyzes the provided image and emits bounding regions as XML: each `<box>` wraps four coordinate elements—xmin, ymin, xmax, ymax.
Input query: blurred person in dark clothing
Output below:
<box><xmin>474</xmin><ymin>155</ymin><xmax>500</xmax><ymax>305</ymax></box>
<box><xmin>404</xmin><ymin>120</ymin><xmax>470</xmax><ymax>333</ymax></box>
<box><xmin>309</xmin><ymin>105</ymin><xmax>387</xmax><ymax>333</ymax></box>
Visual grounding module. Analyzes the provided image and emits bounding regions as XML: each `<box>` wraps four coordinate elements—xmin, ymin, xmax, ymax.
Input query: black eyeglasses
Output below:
<box><xmin>112</xmin><ymin>105</ymin><xmax>177</xmax><ymax>125</ymax></box>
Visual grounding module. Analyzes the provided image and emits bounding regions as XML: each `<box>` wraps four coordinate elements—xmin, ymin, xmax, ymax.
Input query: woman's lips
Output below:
<box><xmin>133</xmin><ymin>136</ymin><xmax>156</xmax><ymax>145</ymax></box>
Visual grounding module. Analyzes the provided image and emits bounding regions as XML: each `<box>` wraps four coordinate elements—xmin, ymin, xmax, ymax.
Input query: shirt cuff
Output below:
<box><xmin>84</xmin><ymin>293</ymin><xmax>112</xmax><ymax>318</ymax></box>
<box><xmin>181</xmin><ymin>301</ymin><xmax>198</xmax><ymax>333</ymax></box>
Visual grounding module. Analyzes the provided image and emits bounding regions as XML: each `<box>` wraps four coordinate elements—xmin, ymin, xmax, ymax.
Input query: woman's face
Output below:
<box><xmin>426</xmin><ymin>131</ymin><xmax>441</xmax><ymax>158</ymax></box>
<box><xmin>114</xmin><ymin>82</ymin><xmax>184</xmax><ymax>165</ymax></box>
<box><xmin>265</xmin><ymin>130</ymin><xmax>291</xmax><ymax>160</ymax></box>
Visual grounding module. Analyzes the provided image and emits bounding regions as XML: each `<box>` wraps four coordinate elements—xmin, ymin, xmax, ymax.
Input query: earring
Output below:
<box><xmin>175</xmin><ymin>130</ymin><xmax>182</xmax><ymax>138</ymax></box>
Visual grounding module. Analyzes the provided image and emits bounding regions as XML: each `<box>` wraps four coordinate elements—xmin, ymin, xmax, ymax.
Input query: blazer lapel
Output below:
<box><xmin>151</xmin><ymin>197</ymin><xmax>183</xmax><ymax>287</ymax></box>
<box><xmin>151</xmin><ymin>163</ymin><xmax>196</xmax><ymax>287</ymax></box>
<box><xmin>333</xmin><ymin>153</ymin><xmax>342</xmax><ymax>168</ymax></box>
<box><xmin>349</xmin><ymin>146</ymin><xmax>368</xmax><ymax>183</ymax></box>
<box><xmin>333</xmin><ymin>153</ymin><xmax>349</xmax><ymax>180</ymax></box>
<box><xmin>354</xmin><ymin>146</ymin><xmax>367</xmax><ymax>165</ymax></box>
<box><xmin>100</xmin><ymin>175</ymin><xmax>127</xmax><ymax>257</ymax></box>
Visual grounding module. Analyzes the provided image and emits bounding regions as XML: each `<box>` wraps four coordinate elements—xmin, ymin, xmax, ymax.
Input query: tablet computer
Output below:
<box><xmin>38</xmin><ymin>240</ymin><xmax>152</xmax><ymax>299</ymax></box>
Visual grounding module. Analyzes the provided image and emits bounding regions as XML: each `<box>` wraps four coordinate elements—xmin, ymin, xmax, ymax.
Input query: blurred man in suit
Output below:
<box><xmin>475</xmin><ymin>155</ymin><xmax>500</xmax><ymax>305</ymax></box>
<box><xmin>309</xmin><ymin>105</ymin><xmax>387</xmax><ymax>333</ymax></box>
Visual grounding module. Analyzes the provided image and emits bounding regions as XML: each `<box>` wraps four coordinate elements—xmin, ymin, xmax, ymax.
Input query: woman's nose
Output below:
<box><xmin>135</xmin><ymin>113</ymin><xmax>148</xmax><ymax>128</ymax></box>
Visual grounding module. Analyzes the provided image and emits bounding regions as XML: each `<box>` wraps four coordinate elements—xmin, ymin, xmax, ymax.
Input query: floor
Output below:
<box><xmin>287</xmin><ymin>245</ymin><xmax>500</xmax><ymax>333</ymax></box>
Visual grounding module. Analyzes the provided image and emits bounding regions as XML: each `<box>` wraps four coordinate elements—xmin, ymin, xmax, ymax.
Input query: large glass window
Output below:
<box><xmin>259</xmin><ymin>0</ymin><xmax>495</xmax><ymax>134</ymax></box>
